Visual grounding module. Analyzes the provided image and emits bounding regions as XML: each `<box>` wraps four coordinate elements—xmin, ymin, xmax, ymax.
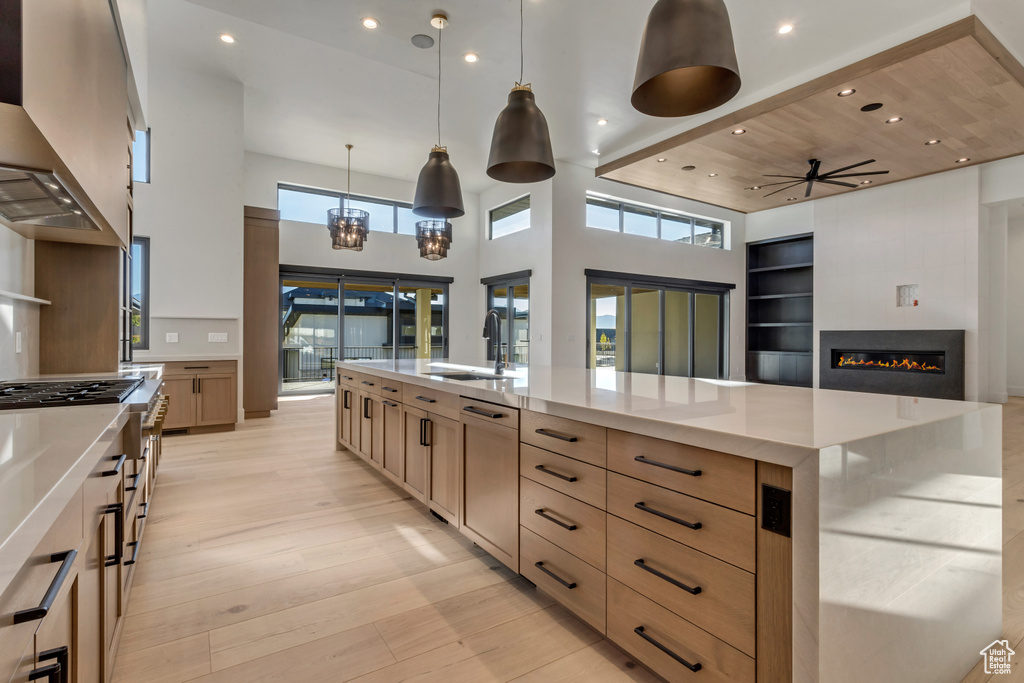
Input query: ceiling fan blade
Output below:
<box><xmin>756</xmin><ymin>179</ymin><xmax>813</xmax><ymax>188</ymax></box>
<box><xmin>823</xmin><ymin>170</ymin><xmax>891</xmax><ymax>179</ymax></box>
<box><xmin>763</xmin><ymin>181</ymin><xmax>805</xmax><ymax>198</ymax></box>
<box><xmin>821</xmin><ymin>159</ymin><xmax>876</xmax><ymax>176</ymax></box>
<box><xmin>817</xmin><ymin>179</ymin><xmax>859</xmax><ymax>189</ymax></box>
<box><xmin>762</xmin><ymin>174</ymin><xmax>806</xmax><ymax>179</ymax></box>
<box><xmin>805</xmin><ymin>180</ymin><xmax>815</xmax><ymax>198</ymax></box>
<box><xmin>809</xmin><ymin>159</ymin><xmax>822</xmax><ymax>178</ymax></box>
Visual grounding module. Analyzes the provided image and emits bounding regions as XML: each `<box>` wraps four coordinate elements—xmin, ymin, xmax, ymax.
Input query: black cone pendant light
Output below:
<box><xmin>413</xmin><ymin>13</ymin><xmax>465</xmax><ymax>219</ymax></box>
<box><xmin>326</xmin><ymin>144</ymin><xmax>370</xmax><ymax>251</ymax></box>
<box><xmin>631</xmin><ymin>0</ymin><xmax>741</xmax><ymax>117</ymax></box>
<box><xmin>486</xmin><ymin>0</ymin><xmax>555</xmax><ymax>183</ymax></box>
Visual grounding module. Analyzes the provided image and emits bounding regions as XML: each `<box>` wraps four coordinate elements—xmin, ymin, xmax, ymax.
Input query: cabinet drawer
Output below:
<box><xmin>162</xmin><ymin>360</ymin><xmax>237</xmax><ymax>375</ymax></box>
<box><xmin>607</xmin><ymin>431</ymin><xmax>756</xmax><ymax>514</ymax></box>
<box><xmin>521</xmin><ymin>411</ymin><xmax>607</xmax><ymax>467</ymax></box>
<box><xmin>607</xmin><ymin>473</ymin><xmax>755</xmax><ymax>573</ymax></box>
<box><xmin>520</xmin><ymin>528</ymin><xmax>606</xmax><ymax>635</ymax></box>
<box><xmin>403</xmin><ymin>383</ymin><xmax>461</xmax><ymax>421</ymax></box>
<box><xmin>379</xmin><ymin>380</ymin><xmax>403</xmax><ymax>402</ymax></box>
<box><xmin>354</xmin><ymin>375</ymin><xmax>382</xmax><ymax>396</ymax></box>
<box><xmin>520</xmin><ymin>477</ymin><xmax>605</xmax><ymax>571</ymax></box>
<box><xmin>337</xmin><ymin>369</ymin><xmax>362</xmax><ymax>390</ymax></box>
<box><xmin>607</xmin><ymin>515</ymin><xmax>755</xmax><ymax>656</ymax></box>
<box><xmin>459</xmin><ymin>398</ymin><xmax>519</xmax><ymax>430</ymax></box>
<box><xmin>520</xmin><ymin>444</ymin><xmax>606</xmax><ymax>509</ymax></box>
<box><xmin>607</xmin><ymin>578</ymin><xmax>754</xmax><ymax>683</ymax></box>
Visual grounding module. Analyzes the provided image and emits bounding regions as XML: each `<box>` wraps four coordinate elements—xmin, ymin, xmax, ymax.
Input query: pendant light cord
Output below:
<box><xmin>437</xmin><ymin>25</ymin><xmax>442</xmax><ymax>147</ymax></box>
<box><xmin>519</xmin><ymin>0</ymin><xmax>524</xmax><ymax>85</ymax></box>
<box><xmin>346</xmin><ymin>145</ymin><xmax>351</xmax><ymax>208</ymax></box>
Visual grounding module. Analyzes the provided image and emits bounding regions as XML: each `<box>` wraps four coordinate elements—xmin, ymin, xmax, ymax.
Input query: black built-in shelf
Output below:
<box><xmin>747</xmin><ymin>234</ymin><xmax>814</xmax><ymax>387</ymax></box>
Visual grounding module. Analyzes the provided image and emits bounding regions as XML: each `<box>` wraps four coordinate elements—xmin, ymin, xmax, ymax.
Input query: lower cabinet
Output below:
<box><xmin>359</xmin><ymin>392</ymin><xmax>378</xmax><ymax>463</ymax></box>
<box><xmin>426</xmin><ymin>414</ymin><xmax>460</xmax><ymax>526</ymax></box>
<box><xmin>159</xmin><ymin>361</ymin><xmax>238</xmax><ymax>432</ymax></box>
<box><xmin>337</xmin><ymin>384</ymin><xmax>358</xmax><ymax>450</ymax></box>
<box><xmin>378</xmin><ymin>398</ymin><xmax>404</xmax><ymax>485</ymax></box>
<box><xmin>401</xmin><ymin>405</ymin><xmax>429</xmax><ymax>501</ymax></box>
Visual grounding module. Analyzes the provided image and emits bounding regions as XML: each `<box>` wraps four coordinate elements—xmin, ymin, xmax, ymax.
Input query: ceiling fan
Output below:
<box><xmin>756</xmin><ymin>159</ymin><xmax>891</xmax><ymax>198</ymax></box>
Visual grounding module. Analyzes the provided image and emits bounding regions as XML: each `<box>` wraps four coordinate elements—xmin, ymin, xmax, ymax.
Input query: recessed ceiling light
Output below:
<box><xmin>362</xmin><ymin>17</ymin><xmax>379</xmax><ymax>29</ymax></box>
<box><xmin>838</xmin><ymin>89</ymin><xmax>856</xmax><ymax>97</ymax></box>
<box><xmin>592</xmin><ymin>149</ymin><xmax>601</xmax><ymax>155</ymax></box>
<box><xmin>885</xmin><ymin>116</ymin><xmax>903</xmax><ymax>124</ymax></box>
<box><xmin>72</xmin><ymin>210</ymin><xmax>82</xmax><ymax>215</ymax></box>
<box><xmin>657</xmin><ymin>158</ymin><xmax>667</xmax><ymax>163</ymax></box>
<box><xmin>681</xmin><ymin>165</ymin><xmax>696</xmax><ymax>171</ymax></box>
<box><xmin>60</xmin><ymin>197</ymin><xmax>72</xmax><ymax>204</ymax></box>
<box><xmin>464</xmin><ymin>52</ymin><xmax>479</xmax><ymax>63</ymax></box>
<box><xmin>787</xmin><ymin>197</ymin><xmax>798</xmax><ymax>201</ymax></box>
<box><xmin>708</xmin><ymin>173</ymin><xmax>718</xmax><ymax>177</ymax></box>
<box><xmin>861</xmin><ymin>180</ymin><xmax>873</xmax><ymax>185</ymax></box>
<box><xmin>925</xmin><ymin>139</ymin><xmax>941</xmax><ymax>145</ymax></box>
<box><xmin>749</xmin><ymin>186</ymin><xmax>762</xmax><ymax>190</ymax></box>
<box><xmin>956</xmin><ymin>157</ymin><xmax>970</xmax><ymax>163</ymax></box>
<box><xmin>220</xmin><ymin>34</ymin><xmax>236</xmax><ymax>44</ymax></box>
<box><xmin>45</xmin><ymin>182</ymin><xmax>58</xmax><ymax>190</ymax></box>
<box><xmin>778</xmin><ymin>24</ymin><xmax>793</xmax><ymax>34</ymax></box>
<box><xmin>597</xmin><ymin>118</ymin><xmax>608</xmax><ymax>126</ymax></box>
<box><xmin>732</xmin><ymin>128</ymin><xmax>746</xmax><ymax>135</ymax></box>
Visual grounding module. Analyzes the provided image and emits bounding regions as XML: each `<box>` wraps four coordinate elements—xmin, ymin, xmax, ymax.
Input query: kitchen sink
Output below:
<box><xmin>426</xmin><ymin>372</ymin><xmax>505</xmax><ymax>381</ymax></box>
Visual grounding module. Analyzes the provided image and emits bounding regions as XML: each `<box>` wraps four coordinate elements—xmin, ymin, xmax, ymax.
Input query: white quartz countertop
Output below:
<box><xmin>0</xmin><ymin>404</ymin><xmax>128</xmax><ymax>596</ymax></box>
<box><xmin>339</xmin><ymin>359</ymin><xmax>996</xmax><ymax>464</ymax></box>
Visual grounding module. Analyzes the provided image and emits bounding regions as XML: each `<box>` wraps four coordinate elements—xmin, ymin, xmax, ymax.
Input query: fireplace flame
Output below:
<box><xmin>837</xmin><ymin>356</ymin><xmax>941</xmax><ymax>372</ymax></box>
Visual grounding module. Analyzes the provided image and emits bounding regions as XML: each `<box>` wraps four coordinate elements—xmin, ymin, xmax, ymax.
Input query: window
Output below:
<box><xmin>586</xmin><ymin>270</ymin><xmax>733</xmax><ymax>379</ymax></box>
<box><xmin>277</xmin><ymin>184</ymin><xmax>415</xmax><ymax>234</ymax></box>
<box><xmin>483</xmin><ymin>271</ymin><xmax>530</xmax><ymax>366</ymax></box>
<box><xmin>131</xmin><ymin>237</ymin><xmax>150</xmax><ymax>350</ymax></box>
<box><xmin>489</xmin><ymin>196</ymin><xmax>531</xmax><ymax>239</ymax></box>
<box><xmin>132</xmin><ymin>129</ymin><xmax>150</xmax><ymax>184</ymax></box>
<box><xmin>585</xmin><ymin>194</ymin><xmax>727</xmax><ymax>249</ymax></box>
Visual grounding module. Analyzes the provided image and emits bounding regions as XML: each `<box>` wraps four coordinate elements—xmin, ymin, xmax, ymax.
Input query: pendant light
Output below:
<box><xmin>327</xmin><ymin>144</ymin><xmax>370</xmax><ymax>250</ymax></box>
<box><xmin>631</xmin><ymin>0</ymin><xmax>742</xmax><ymax>117</ymax></box>
<box><xmin>416</xmin><ymin>219</ymin><xmax>453</xmax><ymax>260</ymax></box>
<box><xmin>413</xmin><ymin>13</ymin><xmax>465</xmax><ymax>219</ymax></box>
<box><xmin>486</xmin><ymin>0</ymin><xmax>555</xmax><ymax>183</ymax></box>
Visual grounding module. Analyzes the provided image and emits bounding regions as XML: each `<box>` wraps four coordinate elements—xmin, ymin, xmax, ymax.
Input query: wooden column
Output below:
<box><xmin>243</xmin><ymin>206</ymin><xmax>280</xmax><ymax>418</ymax></box>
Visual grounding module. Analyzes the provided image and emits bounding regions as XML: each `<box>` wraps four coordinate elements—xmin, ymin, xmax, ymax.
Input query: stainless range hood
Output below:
<box><xmin>0</xmin><ymin>166</ymin><xmax>99</xmax><ymax>231</ymax></box>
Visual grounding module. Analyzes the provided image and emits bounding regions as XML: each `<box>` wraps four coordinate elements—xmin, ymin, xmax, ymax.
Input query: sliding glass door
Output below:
<box><xmin>280</xmin><ymin>278</ymin><xmax>341</xmax><ymax>392</ymax></box>
<box><xmin>485</xmin><ymin>274</ymin><xmax>530</xmax><ymax>365</ymax></box>
<box><xmin>586</xmin><ymin>272</ymin><xmax>731</xmax><ymax>379</ymax></box>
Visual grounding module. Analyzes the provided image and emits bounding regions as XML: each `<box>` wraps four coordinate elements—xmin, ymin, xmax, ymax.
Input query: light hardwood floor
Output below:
<box><xmin>111</xmin><ymin>395</ymin><xmax>660</xmax><ymax>683</ymax></box>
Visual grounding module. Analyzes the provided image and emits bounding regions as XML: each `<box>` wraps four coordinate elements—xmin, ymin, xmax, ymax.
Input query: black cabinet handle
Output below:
<box><xmin>138</xmin><ymin>502</ymin><xmax>149</xmax><ymax>519</ymax></box>
<box><xmin>420</xmin><ymin>418</ymin><xmax>432</xmax><ymax>448</ymax></box>
<box><xmin>635</xmin><ymin>502</ymin><xmax>702</xmax><ymax>530</ymax></box>
<box><xmin>38</xmin><ymin>647</ymin><xmax>68</xmax><ymax>683</ymax></box>
<box><xmin>363</xmin><ymin>397</ymin><xmax>372</xmax><ymax>419</ymax></box>
<box><xmin>103</xmin><ymin>453</ymin><xmax>127</xmax><ymax>477</ymax></box>
<box><xmin>140</xmin><ymin>446</ymin><xmax>149</xmax><ymax>462</ymax></box>
<box><xmin>361</xmin><ymin>380</ymin><xmax>375</xmax><ymax>386</ymax></box>
<box><xmin>342</xmin><ymin>375</ymin><xmax>354</xmax><ymax>381</ymax></box>
<box><xmin>634</xmin><ymin>559</ymin><xmax>702</xmax><ymax>595</ymax></box>
<box><xmin>198</xmin><ymin>378</ymin><xmax>202</xmax><ymax>393</ymax></box>
<box><xmin>104</xmin><ymin>503</ymin><xmax>124</xmax><ymax>567</ymax></box>
<box><xmin>534</xmin><ymin>561</ymin><xmax>577</xmax><ymax>589</ymax></box>
<box><xmin>124</xmin><ymin>540</ymin><xmax>140</xmax><ymax>566</ymax></box>
<box><xmin>534</xmin><ymin>465</ymin><xmax>577</xmax><ymax>483</ymax></box>
<box><xmin>382</xmin><ymin>386</ymin><xmax>398</xmax><ymax>393</ymax></box>
<box><xmin>343</xmin><ymin>390</ymin><xmax>351</xmax><ymax>409</ymax></box>
<box><xmin>415</xmin><ymin>396</ymin><xmax>436</xmax><ymax>404</ymax></box>
<box><xmin>535</xmin><ymin>508</ymin><xmax>577</xmax><ymax>531</ymax></box>
<box><xmin>463</xmin><ymin>406</ymin><xmax>503</xmax><ymax>419</ymax></box>
<box><xmin>634</xmin><ymin>626</ymin><xmax>701</xmax><ymax>672</ymax></box>
<box><xmin>126</xmin><ymin>473</ymin><xmax>141</xmax><ymax>492</ymax></box>
<box><xmin>184</xmin><ymin>366</ymin><xmax>210</xmax><ymax>370</ymax></box>
<box><xmin>535</xmin><ymin>428</ymin><xmax>578</xmax><ymax>443</ymax></box>
<box><xmin>336</xmin><ymin>373</ymin><xmax>341</xmax><ymax>387</ymax></box>
<box><xmin>382</xmin><ymin>400</ymin><xmax>399</xmax><ymax>408</ymax></box>
<box><xmin>28</xmin><ymin>664</ymin><xmax>61</xmax><ymax>683</ymax></box>
<box><xmin>192</xmin><ymin>378</ymin><xmax>196</xmax><ymax>393</ymax></box>
<box><xmin>13</xmin><ymin>549</ymin><xmax>78</xmax><ymax>624</ymax></box>
<box><xmin>634</xmin><ymin>455</ymin><xmax>701</xmax><ymax>477</ymax></box>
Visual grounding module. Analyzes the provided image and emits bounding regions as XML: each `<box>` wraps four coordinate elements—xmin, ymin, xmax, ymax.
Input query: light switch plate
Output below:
<box><xmin>166</xmin><ymin>332</ymin><xmax>179</xmax><ymax>343</ymax></box>
<box><xmin>209</xmin><ymin>332</ymin><xmax>228</xmax><ymax>343</ymax></box>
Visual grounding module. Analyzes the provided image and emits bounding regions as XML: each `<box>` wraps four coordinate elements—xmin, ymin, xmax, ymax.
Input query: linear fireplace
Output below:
<box><xmin>820</xmin><ymin>330</ymin><xmax>964</xmax><ymax>400</ymax></box>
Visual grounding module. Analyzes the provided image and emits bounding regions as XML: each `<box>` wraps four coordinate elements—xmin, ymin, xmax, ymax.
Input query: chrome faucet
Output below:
<box><xmin>482</xmin><ymin>309</ymin><xmax>506</xmax><ymax>375</ymax></box>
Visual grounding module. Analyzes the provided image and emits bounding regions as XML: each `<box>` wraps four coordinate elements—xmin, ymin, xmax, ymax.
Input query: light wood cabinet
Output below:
<box><xmin>426</xmin><ymin>414</ymin><xmax>460</xmax><ymax>527</ymax></box>
<box><xmin>358</xmin><ymin>392</ymin><xmax>379</xmax><ymax>465</ymax></box>
<box><xmin>337</xmin><ymin>383</ymin><xmax>359</xmax><ymax>451</ymax></box>
<box><xmin>461</xmin><ymin>408</ymin><xmax>520</xmax><ymax>572</ymax></box>
<box><xmin>161</xmin><ymin>377</ymin><xmax>196</xmax><ymax>430</ymax></box>
<box><xmin>159</xmin><ymin>361</ymin><xmax>238</xmax><ymax>432</ymax></box>
<box><xmin>401</xmin><ymin>406</ymin><xmax>429</xmax><ymax>502</ymax></box>
<box><xmin>196</xmin><ymin>374</ymin><xmax>237</xmax><ymax>426</ymax></box>
<box><xmin>379</xmin><ymin>398</ymin><xmax>404</xmax><ymax>485</ymax></box>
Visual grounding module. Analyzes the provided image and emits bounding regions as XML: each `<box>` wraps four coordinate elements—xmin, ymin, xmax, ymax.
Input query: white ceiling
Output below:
<box><xmin>155</xmin><ymin>0</ymin><xmax>990</xmax><ymax>193</ymax></box>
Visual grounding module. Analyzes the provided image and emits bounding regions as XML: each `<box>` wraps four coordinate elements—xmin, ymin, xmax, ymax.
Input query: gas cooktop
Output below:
<box><xmin>0</xmin><ymin>377</ymin><xmax>145</xmax><ymax>410</ymax></box>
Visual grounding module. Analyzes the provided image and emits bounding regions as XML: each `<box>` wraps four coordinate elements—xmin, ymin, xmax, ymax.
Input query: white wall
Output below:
<box><xmin>0</xmin><ymin>226</ymin><xmax>39</xmax><ymax>379</ymax></box>
<box><xmin>244</xmin><ymin>152</ymin><xmax>483</xmax><ymax>361</ymax></box>
<box><xmin>1007</xmin><ymin>216</ymin><xmax>1024</xmax><ymax>395</ymax></box>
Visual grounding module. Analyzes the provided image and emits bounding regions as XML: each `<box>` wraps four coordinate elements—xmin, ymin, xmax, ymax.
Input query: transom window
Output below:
<box><xmin>585</xmin><ymin>193</ymin><xmax>726</xmax><ymax>249</ymax></box>
<box><xmin>278</xmin><ymin>184</ymin><xmax>417</xmax><ymax>235</ymax></box>
<box><xmin>489</xmin><ymin>196</ymin><xmax>531</xmax><ymax>239</ymax></box>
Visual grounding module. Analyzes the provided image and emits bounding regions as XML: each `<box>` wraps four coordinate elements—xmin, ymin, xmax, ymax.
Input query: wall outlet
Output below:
<box><xmin>15</xmin><ymin>332</ymin><xmax>21</xmax><ymax>354</ymax></box>
<box><xmin>761</xmin><ymin>484</ymin><xmax>792</xmax><ymax>537</ymax></box>
<box><xmin>166</xmin><ymin>332</ymin><xmax>179</xmax><ymax>343</ymax></box>
<box><xmin>209</xmin><ymin>332</ymin><xmax>228</xmax><ymax>343</ymax></box>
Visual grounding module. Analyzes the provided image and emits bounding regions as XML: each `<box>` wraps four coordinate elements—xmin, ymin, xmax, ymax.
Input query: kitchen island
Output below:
<box><xmin>336</xmin><ymin>359</ymin><xmax>1001</xmax><ymax>683</ymax></box>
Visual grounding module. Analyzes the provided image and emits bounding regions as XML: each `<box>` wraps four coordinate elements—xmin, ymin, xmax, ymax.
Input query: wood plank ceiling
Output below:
<box><xmin>596</xmin><ymin>17</ymin><xmax>1024</xmax><ymax>214</ymax></box>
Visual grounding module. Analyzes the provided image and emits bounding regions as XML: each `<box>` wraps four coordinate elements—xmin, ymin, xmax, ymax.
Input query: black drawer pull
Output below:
<box><xmin>140</xmin><ymin>446</ymin><xmax>149</xmax><ymax>462</ymax></box>
<box><xmin>634</xmin><ymin>626</ymin><xmax>701</xmax><ymax>673</ymax></box>
<box><xmin>534</xmin><ymin>561</ymin><xmax>577</xmax><ymax>589</ymax></box>
<box><xmin>535</xmin><ymin>465</ymin><xmax>577</xmax><ymax>483</ymax></box>
<box><xmin>464</xmin><ymin>406</ymin><xmax>503</xmax><ymax>419</ymax></box>
<box><xmin>184</xmin><ymin>365</ymin><xmax>210</xmax><ymax>369</ymax></box>
<box><xmin>361</xmin><ymin>380</ymin><xmax>375</xmax><ymax>386</ymax></box>
<box><xmin>634</xmin><ymin>455</ymin><xmax>701</xmax><ymax>477</ymax></box>
<box><xmin>535</xmin><ymin>508</ymin><xmax>577</xmax><ymax>531</ymax></box>
<box><xmin>382</xmin><ymin>386</ymin><xmax>398</xmax><ymax>393</ymax></box>
<box><xmin>363</xmin><ymin>397</ymin><xmax>372</xmax><ymax>419</ymax></box>
<box><xmin>28</xmin><ymin>664</ymin><xmax>61</xmax><ymax>683</ymax></box>
<box><xmin>38</xmin><ymin>646</ymin><xmax>68</xmax><ymax>683</ymax></box>
<box><xmin>415</xmin><ymin>395</ymin><xmax>436</xmax><ymax>404</ymax></box>
<box><xmin>535</xmin><ymin>428</ymin><xmax>578</xmax><ymax>443</ymax></box>
<box><xmin>103</xmin><ymin>503</ymin><xmax>124</xmax><ymax>567</ymax></box>
<box><xmin>635</xmin><ymin>502</ymin><xmax>702</xmax><ymax>530</ymax></box>
<box><xmin>634</xmin><ymin>559</ymin><xmax>702</xmax><ymax>595</ymax></box>
<box><xmin>342</xmin><ymin>375</ymin><xmax>354</xmax><ymax>381</ymax></box>
<box><xmin>138</xmin><ymin>502</ymin><xmax>149</xmax><ymax>519</ymax></box>
<box><xmin>13</xmin><ymin>549</ymin><xmax>78</xmax><ymax>624</ymax></box>
<box><xmin>126</xmin><ymin>472</ymin><xmax>141</xmax><ymax>492</ymax></box>
<box><xmin>343</xmin><ymin>390</ymin><xmax>351</xmax><ymax>409</ymax></box>
<box><xmin>382</xmin><ymin>400</ymin><xmax>399</xmax><ymax>408</ymax></box>
<box><xmin>124</xmin><ymin>540</ymin><xmax>140</xmax><ymax>566</ymax></box>
<box><xmin>103</xmin><ymin>453</ymin><xmax>127</xmax><ymax>477</ymax></box>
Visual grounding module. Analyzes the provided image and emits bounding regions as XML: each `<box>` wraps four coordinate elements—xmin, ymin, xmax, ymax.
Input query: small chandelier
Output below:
<box><xmin>416</xmin><ymin>219</ymin><xmax>453</xmax><ymax>260</ymax></box>
<box><xmin>327</xmin><ymin>144</ymin><xmax>369</xmax><ymax>250</ymax></box>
